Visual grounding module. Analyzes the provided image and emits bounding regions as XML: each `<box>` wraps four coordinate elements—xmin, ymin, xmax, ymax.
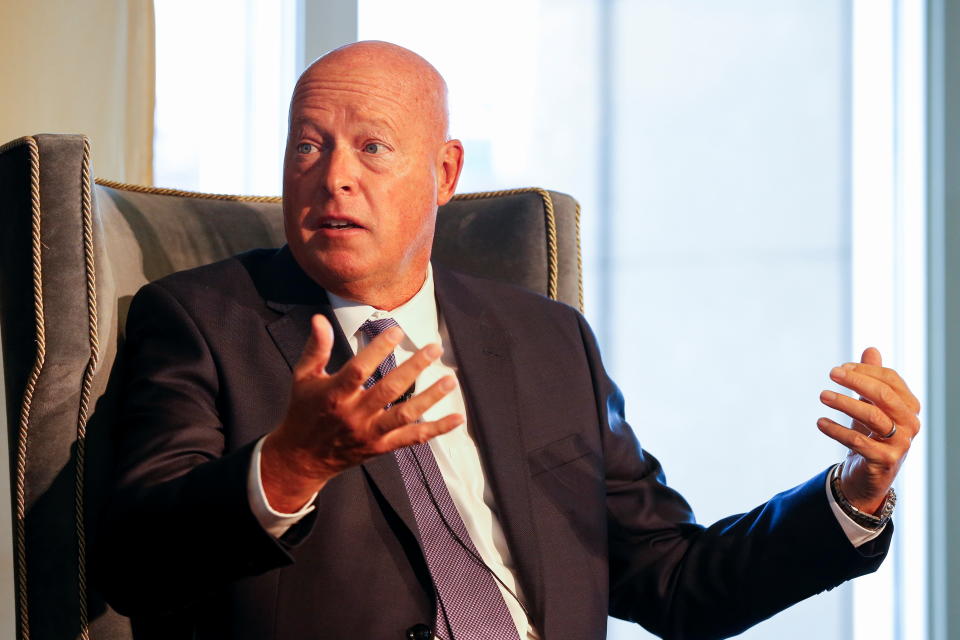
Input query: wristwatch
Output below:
<box><xmin>829</xmin><ymin>462</ymin><xmax>896</xmax><ymax>530</ymax></box>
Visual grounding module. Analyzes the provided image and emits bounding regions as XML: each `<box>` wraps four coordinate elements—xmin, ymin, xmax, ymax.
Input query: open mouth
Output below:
<box><xmin>320</xmin><ymin>221</ymin><xmax>362</xmax><ymax>230</ymax></box>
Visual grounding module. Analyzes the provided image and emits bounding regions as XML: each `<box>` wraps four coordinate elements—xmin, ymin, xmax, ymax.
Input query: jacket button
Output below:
<box><xmin>406</xmin><ymin>623</ymin><xmax>433</xmax><ymax>639</ymax></box>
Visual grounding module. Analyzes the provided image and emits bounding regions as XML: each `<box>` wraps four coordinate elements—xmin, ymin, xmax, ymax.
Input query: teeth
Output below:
<box><xmin>324</xmin><ymin>221</ymin><xmax>353</xmax><ymax>229</ymax></box>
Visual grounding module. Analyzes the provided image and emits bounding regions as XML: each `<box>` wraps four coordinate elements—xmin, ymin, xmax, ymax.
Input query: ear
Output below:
<box><xmin>435</xmin><ymin>139</ymin><xmax>464</xmax><ymax>206</ymax></box>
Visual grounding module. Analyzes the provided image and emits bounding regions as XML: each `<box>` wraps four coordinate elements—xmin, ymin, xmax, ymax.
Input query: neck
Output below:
<box><xmin>325</xmin><ymin>271</ymin><xmax>428</xmax><ymax>311</ymax></box>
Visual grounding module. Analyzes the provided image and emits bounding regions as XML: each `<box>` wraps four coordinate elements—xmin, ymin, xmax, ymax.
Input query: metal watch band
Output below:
<box><xmin>829</xmin><ymin>462</ymin><xmax>896</xmax><ymax>530</ymax></box>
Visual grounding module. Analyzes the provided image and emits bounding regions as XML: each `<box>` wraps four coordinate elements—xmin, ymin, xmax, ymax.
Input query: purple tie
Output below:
<box><xmin>360</xmin><ymin>318</ymin><xmax>521</xmax><ymax>640</ymax></box>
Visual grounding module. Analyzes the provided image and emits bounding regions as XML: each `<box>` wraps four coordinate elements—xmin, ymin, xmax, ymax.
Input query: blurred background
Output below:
<box><xmin>2</xmin><ymin>1</ymin><xmax>958</xmax><ymax>638</ymax></box>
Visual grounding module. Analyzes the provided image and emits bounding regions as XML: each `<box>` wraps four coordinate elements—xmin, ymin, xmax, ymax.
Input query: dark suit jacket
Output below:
<box><xmin>96</xmin><ymin>246</ymin><xmax>891</xmax><ymax>640</ymax></box>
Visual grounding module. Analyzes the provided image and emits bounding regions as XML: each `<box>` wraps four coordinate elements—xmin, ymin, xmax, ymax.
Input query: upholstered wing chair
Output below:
<box><xmin>0</xmin><ymin>133</ymin><xmax>582</xmax><ymax>639</ymax></box>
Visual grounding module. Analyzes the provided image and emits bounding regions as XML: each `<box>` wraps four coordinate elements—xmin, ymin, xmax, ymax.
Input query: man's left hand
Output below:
<box><xmin>817</xmin><ymin>347</ymin><xmax>921</xmax><ymax>515</ymax></box>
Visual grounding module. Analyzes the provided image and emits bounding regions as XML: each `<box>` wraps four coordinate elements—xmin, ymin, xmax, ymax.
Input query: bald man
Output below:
<box><xmin>98</xmin><ymin>42</ymin><xmax>918</xmax><ymax>640</ymax></box>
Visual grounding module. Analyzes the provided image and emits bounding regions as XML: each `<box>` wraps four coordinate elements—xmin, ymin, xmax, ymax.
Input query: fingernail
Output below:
<box><xmin>831</xmin><ymin>367</ymin><xmax>846</xmax><ymax>379</ymax></box>
<box><xmin>817</xmin><ymin>417</ymin><xmax>830</xmax><ymax>428</ymax></box>
<box><xmin>820</xmin><ymin>390</ymin><xmax>837</xmax><ymax>402</ymax></box>
<box><xmin>843</xmin><ymin>362</ymin><xmax>857</xmax><ymax>370</ymax></box>
<box><xmin>386</xmin><ymin>326</ymin><xmax>403</xmax><ymax>341</ymax></box>
<box><xmin>425</xmin><ymin>344</ymin><xmax>442</xmax><ymax>359</ymax></box>
<box><xmin>440</xmin><ymin>377</ymin><xmax>455</xmax><ymax>391</ymax></box>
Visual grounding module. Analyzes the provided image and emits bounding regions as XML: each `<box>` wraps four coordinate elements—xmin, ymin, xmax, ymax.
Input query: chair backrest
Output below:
<box><xmin>0</xmin><ymin>133</ymin><xmax>582</xmax><ymax>639</ymax></box>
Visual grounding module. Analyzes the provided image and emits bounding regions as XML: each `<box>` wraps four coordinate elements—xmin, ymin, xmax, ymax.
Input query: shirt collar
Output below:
<box><xmin>326</xmin><ymin>265</ymin><xmax>439</xmax><ymax>350</ymax></box>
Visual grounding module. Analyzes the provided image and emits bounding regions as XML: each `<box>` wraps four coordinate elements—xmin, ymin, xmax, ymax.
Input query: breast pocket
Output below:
<box><xmin>528</xmin><ymin>433</ymin><xmax>595</xmax><ymax>477</ymax></box>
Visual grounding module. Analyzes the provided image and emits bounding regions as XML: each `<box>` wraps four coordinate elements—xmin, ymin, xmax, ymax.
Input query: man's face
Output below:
<box><xmin>282</xmin><ymin>53</ymin><xmax>461</xmax><ymax>308</ymax></box>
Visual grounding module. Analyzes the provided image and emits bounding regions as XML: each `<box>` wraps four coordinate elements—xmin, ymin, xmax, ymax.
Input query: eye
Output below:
<box><xmin>362</xmin><ymin>142</ymin><xmax>386</xmax><ymax>154</ymax></box>
<box><xmin>296</xmin><ymin>142</ymin><xmax>317</xmax><ymax>154</ymax></box>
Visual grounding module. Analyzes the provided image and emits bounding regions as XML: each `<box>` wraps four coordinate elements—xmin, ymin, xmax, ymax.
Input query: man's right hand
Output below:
<box><xmin>260</xmin><ymin>314</ymin><xmax>464</xmax><ymax>513</ymax></box>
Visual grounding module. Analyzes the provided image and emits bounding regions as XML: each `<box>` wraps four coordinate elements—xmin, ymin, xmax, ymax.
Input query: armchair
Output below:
<box><xmin>0</xmin><ymin>133</ymin><xmax>582</xmax><ymax>639</ymax></box>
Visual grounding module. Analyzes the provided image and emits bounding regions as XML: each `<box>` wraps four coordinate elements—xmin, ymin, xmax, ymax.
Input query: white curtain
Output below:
<box><xmin>0</xmin><ymin>0</ymin><xmax>155</xmax><ymax>184</ymax></box>
<box><xmin>0</xmin><ymin>3</ymin><xmax>155</xmax><ymax>634</ymax></box>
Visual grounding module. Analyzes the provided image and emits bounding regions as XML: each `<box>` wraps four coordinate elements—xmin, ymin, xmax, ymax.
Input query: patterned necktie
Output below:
<box><xmin>360</xmin><ymin>318</ymin><xmax>521</xmax><ymax>640</ymax></box>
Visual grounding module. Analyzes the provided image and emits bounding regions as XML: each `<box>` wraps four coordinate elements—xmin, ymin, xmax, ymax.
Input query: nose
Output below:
<box><xmin>322</xmin><ymin>145</ymin><xmax>357</xmax><ymax>196</ymax></box>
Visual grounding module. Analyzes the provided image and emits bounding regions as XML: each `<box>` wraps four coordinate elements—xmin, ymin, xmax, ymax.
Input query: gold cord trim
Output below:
<box><xmin>75</xmin><ymin>138</ymin><xmax>97</xmax><ymax>640</ymax></box>
<box><xmin>92</xmin><ymin>181</ymin><xmax>572</xmax><ymax>303</ymax></box>
<box><xmin>574</xmin><ymin>202</ymin><xmax>584</xmax><ymax>313</ymax></box>
<box><xmin>0</xmin><ymin>137</ymin><xmax>36</xmax><ymax>155</ymax></box>
<box><xmin>450</xmin><ymin>188</ymin><xmax>559</xmax><ymax>301</ymax></box>
<box><xmin>3</xmin><ymin>136</ymin><xmax>44</xmax><ymax>640</ymax></box>
<box><xmin>94</xmin><ymin>179</ymin><xmax>282</xmax><ymax>203</ymax></box>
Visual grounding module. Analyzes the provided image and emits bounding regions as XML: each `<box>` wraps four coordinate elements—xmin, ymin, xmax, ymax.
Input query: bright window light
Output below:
<box><xmin>153</xmin><ymin>0</ymin><xmax>298</xmax><ymax>195</ymax></box>
<box><xmin>850</xmin><ymin>0</ymin><xmax>927</xmax><ymax>639</ymax></box>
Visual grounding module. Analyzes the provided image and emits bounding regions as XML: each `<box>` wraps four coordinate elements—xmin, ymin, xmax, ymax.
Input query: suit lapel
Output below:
<box><xmin>265</xmin><ymin>302</ymin><xmax>352</xmax><ymax>373</ymax></box>
<box><xmin>259</xmin><ymin>247</ymin><xmax>421</xmax><ymax>541</ymax></box>
<box><xmin>434</xmin><ymin>267</ymin><xmax>547</xmax><ymax>631</ymax></box>
<box><xmin>257</xmin><ymin>251</ymin><xmax>547</xmax><ymax>624</ymax></box>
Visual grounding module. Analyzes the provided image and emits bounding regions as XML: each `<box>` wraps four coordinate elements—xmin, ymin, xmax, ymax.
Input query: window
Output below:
<box><xmin>153</xmin><ymin>0</ymin><xmax>298</xmax><ymax>195</ymax></box>
<box><xmin>358</xmin><ymin>1</ymin><xmax>920</xmax><ymax>638</ymax></box>
<box><xmin>151</xmin><ymin>2</ymin><xmax>929</xmax><ymax>636</ymax></box>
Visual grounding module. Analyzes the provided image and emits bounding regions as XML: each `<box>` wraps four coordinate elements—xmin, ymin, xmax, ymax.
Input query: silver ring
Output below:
<box><xmin>880</xmin><ymin>422</ymin><xmax>897</xmax><ymax>439</ymax></box>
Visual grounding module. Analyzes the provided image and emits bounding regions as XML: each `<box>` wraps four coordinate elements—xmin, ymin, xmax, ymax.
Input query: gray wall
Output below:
<box><xmin>297</xmin><ymin>0</ymin><xmax>357</xmax><ymax>71</ymax></box>
<box><xmin>927</xmin><ymin>1</ymin><xmax>960</xmax><ymax>639</ymax></box>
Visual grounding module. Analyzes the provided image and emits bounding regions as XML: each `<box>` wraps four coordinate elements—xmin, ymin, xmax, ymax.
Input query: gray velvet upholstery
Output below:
<box><xmin>0</xmin><ymin>133</ymin><xmax>582</xmax><ymax>639</ymax></box>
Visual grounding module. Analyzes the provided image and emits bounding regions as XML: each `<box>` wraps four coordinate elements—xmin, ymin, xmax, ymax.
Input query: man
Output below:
<box><xmin>98</xmin><ymin>41</ymin><xmax>920</xmax><ymax>639</ymax></box>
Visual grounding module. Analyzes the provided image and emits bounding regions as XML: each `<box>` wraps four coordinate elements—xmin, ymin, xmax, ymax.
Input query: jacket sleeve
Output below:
<box><xmin>93</xmin><ymin>281</ymin><xmax>316</xmax><ymax>618</ymax></box>
<box><xmin>573</xmin><ymin>312</ymin><xmax>891</xmax><ymax>640</ymax></box>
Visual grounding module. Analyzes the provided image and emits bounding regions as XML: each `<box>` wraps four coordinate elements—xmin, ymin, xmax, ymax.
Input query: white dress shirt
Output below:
<box><xmin>250</xmin><ymin>265</ymin><xmax>538</xmax><ymax>638</ymax></box>
<box><xmin>247</xmin><ymin>265</ymin><xmax>883</xmax><ymax>638</ymax></box>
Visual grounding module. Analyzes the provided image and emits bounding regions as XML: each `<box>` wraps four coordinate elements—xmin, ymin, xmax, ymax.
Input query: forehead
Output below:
<box><xmin>290</xmin><ymin>70</ymin><xmax>425</xmax><ymax>128</ymax></box>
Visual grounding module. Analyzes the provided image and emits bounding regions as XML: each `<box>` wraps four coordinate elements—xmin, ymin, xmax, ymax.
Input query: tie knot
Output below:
<box><xmin>360</xmin><ymin>317</ymin><xmax>400</xmax><ymax>340</ymax></box>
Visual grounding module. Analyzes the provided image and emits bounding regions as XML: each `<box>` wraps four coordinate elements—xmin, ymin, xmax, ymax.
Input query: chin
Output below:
<box><xmin>303</xmin><ymin>256</ymin><xmax>377</xmax><ymax>294</ymax></box>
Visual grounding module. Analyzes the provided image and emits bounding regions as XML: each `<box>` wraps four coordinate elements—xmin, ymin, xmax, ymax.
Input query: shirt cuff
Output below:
<box><xmin>248</xmin><ymin>435</ymin><xmax>317</xmax><ymax>539</ymax></box>
<box><xmin>824</xmin><ymin>464</ymin><xmax>886</xmax><ymax>547</ymax></box>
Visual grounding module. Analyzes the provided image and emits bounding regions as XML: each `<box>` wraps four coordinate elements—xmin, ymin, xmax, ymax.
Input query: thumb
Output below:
<box><xmin>294</xmin><ymin>314</ymin><xmax>334</xmax><ymax>380</ymax></box>
<box><xmin>860</xmin><ymin>346</ymin><xmax>882</xmax><ymax>367</ymax></box>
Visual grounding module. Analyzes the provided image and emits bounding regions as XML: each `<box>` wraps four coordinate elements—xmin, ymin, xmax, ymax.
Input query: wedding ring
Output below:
<box><xmin>880</xmin><ymin>422</ymin><xmax>897</xmax><ymax>439</ymax></box>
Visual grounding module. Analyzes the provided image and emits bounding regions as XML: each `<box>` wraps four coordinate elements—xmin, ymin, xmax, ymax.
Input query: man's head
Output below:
<box><xmin>283</xmin><ymin>41</ymin><xmax>464</xmax><ymax>310</ymax></box>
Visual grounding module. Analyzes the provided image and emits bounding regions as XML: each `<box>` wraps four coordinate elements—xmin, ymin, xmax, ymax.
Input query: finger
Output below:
<box><xmin>819</xmin><ymin>390</ymin><xmax>897</xmax><ymax>439</ymax></box>
<box><xmin>840</xmin><ymin>362</ymin><xmax>921</xmax><ymax>414</ymax></box>
<box><xmin>361</xmin><ymin>343</ymin><xmax>443</xmax><ymax>411</ymax></box>
<box><xmin>330</xmin><ymin>325</ymin><xmax>404</xmax><ymax>392</ymax></box>
<box><xmin>861</xmin><ymin>346</ymin><xmax>882</xmax><ymax>367</ymax></box>
<box><xmin>375</xmin><ymin>376</ymin><xmax>458</xmax><ymax>433</ymax></box>
<box><xmin>853</xmin><ymin>350</ymin><xmax>878</xmax><ymax>415</ymax></box>
<box><xmin>376</xmin><ymin>414</ymin><xmax>465</xmax><ymax>452</ymax></box>
<box><xmin>855</xmin><ymin>347</ymin><xmax>884</xmax><ymax>406</ymax></box>
<box><xmin>294</xmin><ymin>315</ymin><xmax>334</xmax><ymax>381</ymax></box>
<box><xmin>829</xmin><ymin>367</ymin><xmax>921</xmax><ymax>435</ymax></box>
<box><xmin>849</xmin><ymin>420</ymin><xmax>872</xmax><ymax>437</ymax></box>
<box><xmin>816</xmin><ymin>417</ymin><xmax>886</xmax><ymax>460</ymax></box>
